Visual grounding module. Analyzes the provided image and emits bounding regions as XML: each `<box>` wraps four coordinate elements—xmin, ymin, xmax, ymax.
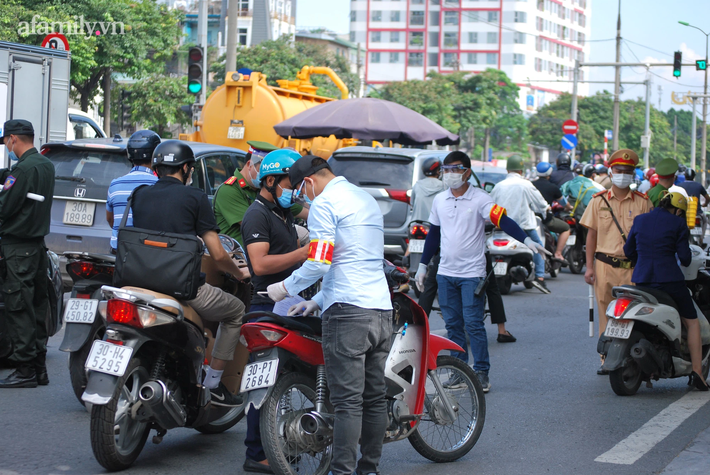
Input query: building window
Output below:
<box><xmin>514</xmin><ymin>11</ymin><xmax>527</xmax><ymax>23</ymax></box>
<box><xmin>467</xmin><ymin>53</ymin><xmax>478</xmax><ymax>64</ymax></box>
<box><xmin>465</xmin><ymin>11</ymin><xmax>479</xmax><ymax>22</ymax></box>
<box><xmin>443</xmin><ymin>53</ymin><xmax>458</xmax><ymax>67</ymax></box>
<box><xmin>487</xmin><ymin>32</ymin><xmax>497</xmax><ymax>44</ymax></box>
<box><xmin>444</xmin><ymin>11</ymin><xmax>459</xmax><ymax>25</ymax></box>
<box><xmin>371</xmin><ymin>52</ymin><xmax>381</xmax><ymax>63</ymax></box>
<box><xmin>444</xmin><ymin>0</ymin><xmax>459</xmax><ymax>5</ymax></box>
<box><xmin>535</xmin><ymin>36</ymin><xmax>542</xmax><ymax>51</ymax></box>
<box><xmin>429</xmin><ymin>52</ymin><xmax>439</xmax><ymax>66</ymax></box>
<box><xmin>444</xmin><ymin>32</ymin><xmax>458</xmax><ymax>48</ymax></box>
<box><xmin>411</xmin><ymin>0</ymin><xmax>424</xmax><ymax>4</ymax></box>
<box><xmin>350</xmin><ymin>11</ymin><xmax>357</xmax><ymax>22</ymax></box>
<box><xmin>537</xmin><ymin>0</ymin><xmax>544</xmax><ymax>10</ymax></box>
<box><xmin>486</xmin><ymin>52</ymin><xmax>497</xmax><ymax>64</ymax></box>
<box><xmin>350</xmin><ymin>31</ymin><xmax>356</xmax><ymax>42</ymax></box>
<box><xmin>371</xmin><ymin>31</ymin><xmax>381</xmax><ymax>42</ymax></box>
<box><xmin>390</xmin><ymin>52</ymin><xmax>400</xmax><ymax>63</ymax></box>
<box><xmin>390</xmin><ymin>31</ymin><xmax>400</xmax><ymax>42</ymax></box>
<box><xmin>430</xmin><ymin>11</ymin><xmax>439</xmax><ymax>26</ymax></box>
<box><xmin>513</xmin><ymin>53</ymin><xmax>525</xmax><ymax>65</ymax></box>
<box><xmin>238</xmin><ymin>0</ymin><xmax>249</xmax><ymax>12</ymax></box>
<box><xmin>410</xmin><ymin>11</ymin><xmax>425</xmax><ymax>25</ymax></box>
<box><xmin>390</xmin><ymin>11</ymin><xmax>401</xmax><ymax>21</ymax></box>
<box><xmin>409</xmin><ymin>31</ymin><xmax>424</xmax><ymax>46</ymax></box>
<box><xmin>468</xmin><ymin>32</ymin><xmax>478</xmax><ymax>43</ymax></box>
<box><xmin>536</xmin><ymin>16</ymin><xmax>543</xmax><ymax>31</ymax></box>
<box><xmin>535</xmin><ymin>57</ymin><xmax>542</xmax><ymax>71</ymax></box>
<box><xmin>238</xmin><ymin>28</ymin><xmax>248</xmax><ymax>45</ymax></box>
<box><xmin>429</xmin><ymin>31</ymin><xmax>439</xmax><ymax>47</ymax></box>
<box><xmin>408</xmin><ymin>52</ymin><xmax>423</xmax><ymax>66</ymax></box>
<box><xmin>371</xmin><ymin>10</ymin><xmax>382</xmax><ymax>21</ymax></box>
<box><xmin>487</xmin><ymin>11</ymin><xmax>498</xmax><ymax>22</ymax></box>
<box><xmin>514</xmin><ymin>32</ymin><xmax>526</xmax><ymax>44</ymax></box>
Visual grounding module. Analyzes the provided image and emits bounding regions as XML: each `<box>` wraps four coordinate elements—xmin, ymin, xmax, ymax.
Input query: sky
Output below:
<box><xmin>296</xmin><ymin>0</ymin><xmax>710</xmax><ymax>112</ymax></box>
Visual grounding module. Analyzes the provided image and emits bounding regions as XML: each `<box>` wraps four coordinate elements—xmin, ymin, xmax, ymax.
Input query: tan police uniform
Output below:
<box><xmin>579</xmin><ymin>150</ymin><xmax>652</xmax><ymax>336</ymax></box>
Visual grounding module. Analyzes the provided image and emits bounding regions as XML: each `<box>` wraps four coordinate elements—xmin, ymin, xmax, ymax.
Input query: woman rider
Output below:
<box><xmin>624</xmin><ymin>189</ymin><xmax>709</xmax><ymax>391</ymax></box>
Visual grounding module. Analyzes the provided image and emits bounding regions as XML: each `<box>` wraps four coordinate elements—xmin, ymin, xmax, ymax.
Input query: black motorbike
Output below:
<box><xmin>59</xmin><ymin>252</ymin><xmax>116</xmax><ymax>405</ymax></box>
<box><xmin>562</xmin><ymin>216</ymin><xmax>586</xmax><ymax>274</ymax></box>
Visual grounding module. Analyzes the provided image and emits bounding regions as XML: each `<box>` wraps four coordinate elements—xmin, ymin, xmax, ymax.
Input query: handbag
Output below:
<box><xmin>113</xmin><ymin>186</ymin><xmax>204</xmax><ymax>300</ymax></box>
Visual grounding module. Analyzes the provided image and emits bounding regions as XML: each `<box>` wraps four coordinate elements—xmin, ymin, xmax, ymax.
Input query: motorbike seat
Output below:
<box><xmin>622</xmin><ymin>285</ymin><xmax>678</xmax><ymax>310</ymax></box>
<box><xmin>121</xmin><ymin>286</ymin><xmax>203</xmax><ymax>330</ymax></box>
<box><xmin>246</xmin><ymin>311</ymin><xmax>322</xmax><ymax>336</ymax></box>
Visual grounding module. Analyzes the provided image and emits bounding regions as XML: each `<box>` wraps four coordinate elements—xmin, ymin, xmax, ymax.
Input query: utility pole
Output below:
<box><xmin>674</xmin><ymin>115</ymin><xmax>678</xmax><ymax>160</ymax></box>
<box><xmin>225</xmin><ymin>0</ymin><xmax>238</xmax><ymax>74</ymax></box>
<box><xmin>692</xmin><ymin>97</ymin><xmax>697</xmax><ymax>169</ymax></box>
<box><xmin>103</xmin><ymin>71</ymin><xmax>111</xmax><ymax>136</ymax></box>
<box><xmin>570</xmin><ymin>59</ymin><xmax>579</xmax><ymax>159</ymax></box>
<box><xmin>702</xmin><ymin>35</ymin><xmax>708</xmax><ymax>186</ymax></box>
<box><xmin>658</xmin><ymin>85</ymin><xmax>662</xmax><ymax>110</ymax></box>
<box><xmin>612</xmin><ymin>0</ymin><xmax>622</xmax><ymax>152</ymax></box>
<box><xmin>642</xmin><ymin>75</ymin><xmax>651</xmax><ymax>168</ymax></box>
<box><xmin>198</xmin><ymin>0</ymin><xmax>208</xmax><ymax>105</ymax></box>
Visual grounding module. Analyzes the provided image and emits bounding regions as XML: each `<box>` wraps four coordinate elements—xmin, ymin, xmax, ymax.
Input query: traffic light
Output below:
<box><xmin>673</xmin><ymin>51</ymin><xmax>682</xmax><ymax>78</ymax></box>
<box><xmin>187</xmin><ymin>46</ymin><xmax>203</xmax><ymax>95</ymax></box>
<box><xmin>697</xmin><ymin>60</ymin><xmax>707</xmax><ymax>71</ymax></box>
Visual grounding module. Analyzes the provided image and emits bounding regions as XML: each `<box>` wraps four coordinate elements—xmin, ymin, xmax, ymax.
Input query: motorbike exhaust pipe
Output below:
<box><xmin>138</xmin><ymin>380</ymin><xmax>187</xmax><ymax>430</ymax></box>
<box><xmin>510</xmin><ymin>266</ymin><xmax>527</xmax><ymax>283</ymax></box>
<box><xmin>630</xmin><ymin>339</ymin><xmax>663</xmax><ymax>376</ymax></box>
<box><xmin>300</xmin><ymin>411</ymin><xmax>334</xmax><ymax>437</ymax></box>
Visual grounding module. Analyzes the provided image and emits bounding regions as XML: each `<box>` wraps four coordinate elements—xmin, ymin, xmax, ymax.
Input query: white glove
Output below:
<box><xmin>415</xmin><ymin>263</ymin><xmax>428</xmax><ymax>293</ymax></box>
<box><xmin>524</xmin><ymin>237</ymin><xmax>552</xmax><ymax>256</ymax></box>
<box><xmin>266</xmin><ymin>281</ymin><xmax>289</xmax><ymax>302</ymax></box>
<box><xmin>287</xmin><ymin>300</ymin><xmax>320</xmax><ymax>317</ymax></box>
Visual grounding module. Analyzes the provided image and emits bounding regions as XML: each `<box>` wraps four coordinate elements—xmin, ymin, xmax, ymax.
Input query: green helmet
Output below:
<box><xmin>257</xmin><ymin>149</ymin><xmax>301</xmax><ymax>183</ymax></box>
<box><xmin>506</xmin><ymin>155</ymin><xmax>524</xmax><ymax>172</ymax></box>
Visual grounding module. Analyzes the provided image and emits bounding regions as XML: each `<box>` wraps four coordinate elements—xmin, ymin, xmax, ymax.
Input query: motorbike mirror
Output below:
<box><xmin>483</xmin><ymin>182</ymin><xmax>495</xmax><ymax>193</ymax></box>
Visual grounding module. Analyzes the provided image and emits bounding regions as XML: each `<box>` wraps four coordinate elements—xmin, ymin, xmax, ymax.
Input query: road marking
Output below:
<box><xmin>595</xmin><ymin>391</ymin><xmax>710</xmax><ymax>465</ymax></box>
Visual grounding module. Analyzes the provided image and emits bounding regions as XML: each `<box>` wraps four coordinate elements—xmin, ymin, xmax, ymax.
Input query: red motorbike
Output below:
<box><xmin>239</xmin><ymin>263</ymin><xmax>486</xmax><ymax>475</ymax></box>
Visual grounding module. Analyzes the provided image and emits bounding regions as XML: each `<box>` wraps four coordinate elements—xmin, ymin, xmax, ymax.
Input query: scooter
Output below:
<box><xmin>82</xmin><ymin>235</ymin><xmax>251</xmax><ymax>471</ymax></box>
<box><xmin>562</xmin><ymin>215</ymin><xmax>586</xmax><ymax>275</ymax></box>
<box><xmin>537</xmin><ymin>215</ymin><xmax>562</xmax><ymax>279</ymax></box>
<box><xmin>59</xmin><ymin>252</ymin><xmax>115</xmax><ymax>405</ymax></box>
<box><xmin>403</xmin><ymin>220</ymin><xmax>429</xmax><ymax>297</ymax></box>
<box><xmin>599</xmin><ymin>244</ymin><xmax>710</xmax><ymax>396</ymax></box>
<box><xmin>486</xmin><ymin>226</ymin><xmax>535</xmax><ymax>295</ymax></box>
<box><xmin>239</xmin><ymin>262</ymin><xmax>486</xmax><ymax>475</ymax></box>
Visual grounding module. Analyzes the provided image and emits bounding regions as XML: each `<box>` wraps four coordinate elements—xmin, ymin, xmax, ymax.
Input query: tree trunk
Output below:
<box><xmin>484</xmin><ymin>127</ymin><xmax>491</xmax><ymax>162</ymax></box>
<box><xmin>103</xmin><ymin>72</ymin><xmax>111</xmax><ymax>136</ymax></box>
<box><xmin>80</xmin><ymin>93</ymin><xmax>89</xmax><ymax>113</ymax></box>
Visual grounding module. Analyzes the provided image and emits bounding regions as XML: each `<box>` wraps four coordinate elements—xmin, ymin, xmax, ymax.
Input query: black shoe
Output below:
<box><xmin>475</xmin><ymin>371</ymin><xmax>491</xmax><ymax>393</ymax></box>
<box><xmin>597</xmin><ymin>366</ymin><xmax>609</xmax><ymax>376</ymax></box>
<box><xmin>497</xmin><ymin>332</ymin><xmax>517</xmax><ymax>343</ymax></box>
<box><xmin>210</xmin><ymin>382</ymin><xmax>243</xmax><ymax>407</ymax></box>
<box><xmin>243</xmin><ymin>458</ymin><xmax>274</xmax><ymax>474</ymax></box>
<box><xmin>690</xmin><ymin>371</ymin><xmax>709</xmax><ymax>391</ymax></box>
<box><xmin>34</xmin><ymin>353</ymin><xmax>48</xmax><ymax>386</ymax></box>
<box><xmin>531</xmin><ymin>278</ymin><xmax>551</xmax><ymax>294</ymax></box>
<box><xmin>0</xmin><ymin>365</ymin><xmax>38</xmax><ymax>388</ymax></box>
<box><xmin>443</xmin><ymin>374</ymin><xmax>467</xmax><ymax>389</ymax></box>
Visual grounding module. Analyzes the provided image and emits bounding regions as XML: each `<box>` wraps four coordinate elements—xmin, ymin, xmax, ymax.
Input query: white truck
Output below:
<box><xmin>0</xmin><ymin>41</ymin><xmax>71</xmax><ymax>167</ymax></box>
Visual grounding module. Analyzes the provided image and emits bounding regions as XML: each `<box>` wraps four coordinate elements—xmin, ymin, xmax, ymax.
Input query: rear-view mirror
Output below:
<box><xmin>483</xmin><ymin>182</ymin><xmax>495</xmax><ymax>193</ymax></box>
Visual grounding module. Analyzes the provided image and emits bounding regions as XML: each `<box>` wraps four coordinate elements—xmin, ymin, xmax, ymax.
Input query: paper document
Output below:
<box><xmin>273</xmin><ymin>295</ymin><xmax>305</xmax><ymax>317</ymax></box>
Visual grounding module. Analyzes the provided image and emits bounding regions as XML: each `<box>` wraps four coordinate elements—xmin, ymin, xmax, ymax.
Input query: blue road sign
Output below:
<box><xmin>561</xmin><ymin>134</ymin><xmax>578</xmax><ymax>149</ymax></box>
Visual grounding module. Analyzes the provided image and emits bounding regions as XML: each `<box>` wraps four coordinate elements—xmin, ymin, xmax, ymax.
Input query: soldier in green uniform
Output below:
<box><xmin>0</xmin><ymin>120</ymin><xmax>55</xmax><ymax>388</ymax></box>
<box><xmin>647</xmin><ymin>158</ymin><xmax>679</xmax><ymax>207</ymax></box>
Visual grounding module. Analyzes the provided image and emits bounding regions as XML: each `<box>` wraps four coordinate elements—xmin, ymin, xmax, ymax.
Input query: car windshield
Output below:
<box><xmin>474</xmin><ymin>169</ymin><xmax>507</xmax><ymax>186</ymax></box>
<box><xmin>329</xmin><ymin>155</ymin><xmax>414</xmax><ymax>190</ymax></box>
<box><xmin>48</xmin><ymin>149</ymin><xmax>131</xmax><ymax>200</ymax></box>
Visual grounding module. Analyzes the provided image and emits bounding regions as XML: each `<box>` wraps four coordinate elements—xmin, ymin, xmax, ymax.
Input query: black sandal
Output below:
<box><xmin>689</xmin><ymin>371</ymin><xmax>709</xmax><ymax>391</ymax></box>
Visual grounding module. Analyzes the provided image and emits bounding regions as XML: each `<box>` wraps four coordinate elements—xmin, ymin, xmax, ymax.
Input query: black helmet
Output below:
<box><xmin>152</xmin><ymin>140</ymin><xmax>195</xmax><ymax>168</ymax></box>
<box><xmin>685</xmin><ymin>168</ymin><xmax>696</xmax><ymax>181</ymax></box>
<box><xmin>582</xmin><ymin>164</ymin><xmax>595</xmax><ymax>178</ymax></box>
<box><xmin>127</xmin><ymin>130</ymin><xmax>160</xmax><ymax>163</ymax></box>
<box><xmin>556</xmin><ymin>152</ymin><xmax>571</xmax><ymax>167</ymax></box>
<box><xmin>422</xmin><ymin>157</ymin><xmax>441</xmax><ymax>177</ymax></box>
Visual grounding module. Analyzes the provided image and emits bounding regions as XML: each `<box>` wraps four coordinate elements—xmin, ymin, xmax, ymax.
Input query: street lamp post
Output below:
<box><xmin>679</xmin><ymin>21</ymin><xmax>709</xmax><ymax>186</ymax></box>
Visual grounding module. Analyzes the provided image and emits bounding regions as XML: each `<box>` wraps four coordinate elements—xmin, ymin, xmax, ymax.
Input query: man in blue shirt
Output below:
<box><xmin>105</xmin><ymin>130</ymin><xmax>160</xmax><ymax>251</ymax></box>
<box><xmin>267</xmin><ymin>155</ymin><xmax>392</xmax><ymax>475</ymax></box>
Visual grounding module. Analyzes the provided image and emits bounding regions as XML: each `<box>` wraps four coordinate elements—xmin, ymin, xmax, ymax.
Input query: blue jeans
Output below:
<box><xmin>525</xmin><ymin>228</ymin><xmax>545</xmax><ymax>278</ymax></box>
<box><xmin>436</xmin><ymin>275</ymin><xmax>490</xmax><ymax>373</ymax></box>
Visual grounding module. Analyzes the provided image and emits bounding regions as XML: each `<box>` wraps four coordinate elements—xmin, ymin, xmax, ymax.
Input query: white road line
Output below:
<box><xmin>595</xmin><ymin>391</ymin><xmax>710</xmax><ymax>465</ymax></box>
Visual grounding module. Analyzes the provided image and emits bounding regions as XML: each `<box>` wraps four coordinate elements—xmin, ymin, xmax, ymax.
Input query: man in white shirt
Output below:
<box><xmin>490</xmin><ymin>155</ymin><xmax>551</xmax><ymax>294</ymax></box>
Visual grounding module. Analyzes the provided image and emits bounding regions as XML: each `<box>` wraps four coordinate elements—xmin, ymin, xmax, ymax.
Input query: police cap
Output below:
<box><xmin>655</xmin><ymin>158</ymin><xmax>679</xmax><ymax>178</ymax></box>
<box><xmin>608</xmin><ymin>149</ymin><xmax>639</xmax><ymax>168</ymax></box>
<box><xmin>1</xmin><ymin>119</ymin><xmax>34</xmax><ymax>142</ymax></box>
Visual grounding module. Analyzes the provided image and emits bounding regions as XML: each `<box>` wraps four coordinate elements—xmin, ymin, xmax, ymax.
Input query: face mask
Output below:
<box><xmin>443</xmin><ymin>173</ymin><xmax>465</xmax><ymax>190</ymax></box>
<box><xmin>6</xmin><ymin>138</ymin><xmax>17</xmax><ymax>162</ymax></box>
<box><xmin>277</xmin><ymin>186</ymin><xmax>297</xmax><ymax>209</ymax></box>
<box><xmin>294</xmin><ymin>179</ymin><xmax>314</xmax><ymax>208</ymax></box>
<box><xmin>610</xmin><ymin>172</ymin><xmax>633</xmax><ymax>189</ymax></box>
<box><xmin>247</xmin><ymin>164</ymin><xmax>261</xmax><ymax>189</ymax></box>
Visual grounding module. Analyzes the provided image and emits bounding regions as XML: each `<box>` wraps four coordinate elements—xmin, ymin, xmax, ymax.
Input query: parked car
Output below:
<box><xmin>42</xmin><ymin>137</ymin><xmax>247</xmax><ymax>287</ymax></box>
<box><xmin>471</xmin><ymin>162</ymin><xmax>507</xmax><ymax>191</ymax></box>
<box><xmin>67</xmin><ymin>108</ymin><xmax>106</xmax><ymax>140</ymax></box>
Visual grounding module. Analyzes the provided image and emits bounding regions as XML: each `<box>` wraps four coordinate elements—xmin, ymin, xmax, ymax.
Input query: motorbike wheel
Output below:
<box><xmin>609</xmin><ymin>358</ymin><xmax>643</xmax><ymax>396</ymax></box>
<box><xmin>90</xmin><ymin>358</ymin><xmax>151</xmax><ymax>471</ymax></box>
<box><xmin>549</xmin><ymin>262</ymin><xmax>559</xmax><ymax>278</ymax></box>
<box><xmin>70</xmin><ymin>331</ymin><xmax>103</xmax><ymax>407</ymax></box>
<box><xmin>194</xmin><ymin>404</ymin><xmax>246</xmax><ymax>434</ymax></box>
<box><xmin>523</xmin><ymin>281</ymin><xmax>533</xmax><ymax>289</ymax></box>
<box><xmin>260</xmin><ymin>372</ymin><xmax>333</xmax><ymax>475</ymax></box>
<box><xmin>703</xmin><ymin>353</ymin><xmax>710</xmax><ymax>381</ymax></box>
<box><xmin>498</xmin><ymin>277</ymin><xmax>512</xmax><ymax>295</ymax></box>
<box><xmin>568</xmin><ymin>249</ymin><xmax>584</xmax><ymax>275</ymax></box>
<box><xmin>408</xmin><ymin>355</ymin><xmax>486</xmax><ymax>462</ymax></box>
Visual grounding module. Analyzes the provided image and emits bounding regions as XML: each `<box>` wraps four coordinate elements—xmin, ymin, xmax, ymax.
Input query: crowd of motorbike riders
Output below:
<box><xmin>1</xmin><ymin>119</ymin><xmax>709</xmax><ymax>475</ymax></box>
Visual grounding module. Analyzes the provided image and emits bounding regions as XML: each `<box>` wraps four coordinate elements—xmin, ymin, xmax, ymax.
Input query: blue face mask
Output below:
<box><xmin>277</xmin><ymin>186</ymin><xmax>297</xmax><ymax>209</ymax></box>
<box><xmin>8</xmin><ymin>151</ymin><xmax>17</xmax><ymax>162</ymax></box>
<box><xmin>294</xmin><ymin>180</ymin><xmax>313</xmax><ymax>207</ymax></box>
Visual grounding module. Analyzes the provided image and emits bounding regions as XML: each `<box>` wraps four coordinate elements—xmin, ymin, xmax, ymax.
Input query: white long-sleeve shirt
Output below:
<box><xmin>489</xmin><ymin>173</ymin><xmax>549</xmax><ymax>230</ymax></box>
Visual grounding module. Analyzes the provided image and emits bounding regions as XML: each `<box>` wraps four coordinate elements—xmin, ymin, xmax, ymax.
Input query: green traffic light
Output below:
<box><xmin>188</xmin><ymin>81</ymin><xmax>202</xmax><ymax>94</ymax></box>
<box><xmin>674</xmin><ymin>70</ymin><xmax>681</xmax><ymax>77</ymax></box>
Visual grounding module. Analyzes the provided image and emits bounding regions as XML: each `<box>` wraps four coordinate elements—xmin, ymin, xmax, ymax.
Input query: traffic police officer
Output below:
<box><xmin>580</xmin><ymin>149</ymin><xmax>651</xmax><ymax>375</ymax></box>
<box><xmin>647</xmin><ymin>158</ymin><xmax>679</xmax><ymax>207</ymax></box>
<box><xmin>0</xmin><ymin>120</ymin><xmax>55</xmax><ymax>388</ymax></box>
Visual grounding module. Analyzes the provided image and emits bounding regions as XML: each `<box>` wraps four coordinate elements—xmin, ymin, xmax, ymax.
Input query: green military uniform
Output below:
<box><xmin>647</xmin><ymin>158</ymin><xmax>679</xmax><ymax>207</ymax></box>
<box><xmin>0</xmin><ymin>121</ymin><xmax>55</xmax><ymax>372</ymax></box>
<box><xmin>647</xmin><ymin>183</ymin><xmax>669</xmax><ymax>207</ymax></box>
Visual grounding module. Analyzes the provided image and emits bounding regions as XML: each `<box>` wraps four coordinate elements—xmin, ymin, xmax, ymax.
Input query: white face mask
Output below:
<box><xmin>443</xmin><ymin>173</ymin><xmax>466</xmax><ymax>190</ymax></box>
<box><xmin>610</xmin><ymin>172</ymin><xmax>633</xmax><ymax>189</ymax></box>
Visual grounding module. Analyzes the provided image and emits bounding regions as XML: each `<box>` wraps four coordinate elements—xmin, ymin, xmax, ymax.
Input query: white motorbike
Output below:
<box><xmin>599</xmin><ymin>244</ymin><xmax>710</xmax><ymax>396</ymax></box>
<box><xmin>486</xmin><ymin>226</ymin><xmax>535</xmax><ymax>295</ymax></box>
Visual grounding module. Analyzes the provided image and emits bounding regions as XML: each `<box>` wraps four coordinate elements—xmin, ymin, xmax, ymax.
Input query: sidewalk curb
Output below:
<box><xmin>660</xmin><ymin>425</ymin><xmax>710</xmax><ymax>474</ymax></box>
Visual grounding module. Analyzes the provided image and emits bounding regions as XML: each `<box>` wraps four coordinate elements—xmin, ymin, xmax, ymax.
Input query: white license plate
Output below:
<box><xmin>604</xmin><ymin>319</ymin><xmax>635</xmax><ymax>339</ymax></box>
<box><xmin>64</xmin><ymin>298</ymin><xmax>99</xmax><ymax>324</ymax></box>
<box><xmin>63</xmin><ymin>200</ymin><xmax>96</xmax><ymax>226</ymax></box>
<box><xmin>409</xmin><ymin>239</ymin><xmax>425</xmax><ymax>253</ymax></box>
<box><xmin>85</xmin><ymin>340</ymin><xmax>134</xmax><ymax>377</ymax></box>
<box><xmin>228</xmin><ymin>126</ymin><xmax>245</xmax><ymax>140</ymax></box>
<box><xmin>240</xmin><ymin>359</ymin><xmax>279</xmax><ymax>392</ymax></box>
<box><xmin>567</xmin><ymin>234</ymin><xmax>576</xmax><ymax>246</ymax></box>
<box><xmin>691</xmin><ymin>227</ymin><xmax>703</xmax><ymax>235</ymax></box>
<box><xmin>493</xmin><ymin>261</ymin><xmax>508</xmax><ymax>276</ymax></box>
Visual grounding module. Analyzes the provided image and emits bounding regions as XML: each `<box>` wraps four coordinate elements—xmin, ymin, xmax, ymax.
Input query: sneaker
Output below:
<box><xmin>531</xmin><ymin>278</ymin><xmax>551</xmax><ymax>294</ymax></box>
<box><xmin>210</xmin><ymin>382</ymin><xmax>244</xmax><ymax>407</ymax></box>
<box><xmin>443</xmin><ymin>374</ymin><xmax>467</xmax><ymax>389</ymax></box>
<box><xmin>475</xmin><ymin>371</ymin><xmax>491</xmax><ymax>393</ymax></box>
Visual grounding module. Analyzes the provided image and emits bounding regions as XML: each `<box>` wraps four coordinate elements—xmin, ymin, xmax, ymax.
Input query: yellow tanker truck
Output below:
<box><xmin>180</xmin><ymin>66</ymin><xmax>354</xmax><ymax>158</ymax></box>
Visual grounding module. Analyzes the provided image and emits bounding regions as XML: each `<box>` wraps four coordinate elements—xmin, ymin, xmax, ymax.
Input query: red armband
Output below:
<box><xmin>308</xmin><ymin>239</ymin><xmax>334</xmax><ymax>265</ymax></box>
<box><xmin>490</xmin><ymin>204</ymin><xmax>506</xmax><ymax>227</ymax></box>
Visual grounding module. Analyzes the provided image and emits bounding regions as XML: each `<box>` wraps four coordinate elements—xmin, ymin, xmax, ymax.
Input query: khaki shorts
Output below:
<box><xmin>546</xmin><ymin>217</ymin><xmax>570</xmax><ymax>234</ymax></box>
<box><xmin>186</xmin><ymin>283</ymin><xmax>245</xmax><ymax>360</ymax></box>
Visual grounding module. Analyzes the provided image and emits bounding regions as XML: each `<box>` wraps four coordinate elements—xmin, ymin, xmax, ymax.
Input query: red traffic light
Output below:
<box><xmin>189</xmin><ymin>47</ymin><xmax>203</xmax><ymax>62</ymax></box>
